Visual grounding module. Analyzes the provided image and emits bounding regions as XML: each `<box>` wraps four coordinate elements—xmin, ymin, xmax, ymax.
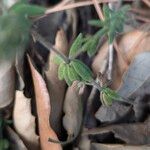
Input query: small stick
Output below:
<box><xmin>107</xmin><ymin>44</ymin><xmax>114</xmax><ymax>80</ymax></box>
<box><xmin>31</xmin><ymin>30</ymin><xmax>70</xmax><ymax>64</ymax></box>
<box><xmin>45</xmin><ymin>0</ymin><xmax>131</xmax><ymax>15</ymax></box>
<box><xmin>107</xmin><ymin>2</ymin><xmax>115</xmax><ymax>81</ymax></box>
<box><xmin>92</xmin><ymin>0</ymin><xmax>104</xmax><ymax>20</ymax></box>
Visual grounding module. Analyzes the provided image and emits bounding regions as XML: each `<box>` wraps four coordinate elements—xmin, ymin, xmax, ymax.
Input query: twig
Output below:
<box><xmin>45</xmin><ymin>0</ymin><xmax>134</xmax><ymax>15</ymax></box>
<box><xmin>92</xmin><ymin>0</ymin><xmax>104</xmax><ymax>20</ymax></box>
<box><xmin>107</xmin><ymin>2</ymin><xmax>115</xmax><ymax>81</ymax></box>
<box><xmin>134</xmin><ymin>15</ymin><xmax>150</xmax><ymax>23</ymax></box>
<box><xmin>131</xmin><ymin>8</ymin><xmax>150</xmax><ymax>16</ymax></box>
<box><xmin>31</xmin><ymin>30</ymin><xmax>70</xmax><ymax>64</ymax></box>
<box><xmin>107</xmin><ymin>44</ymin><xmax>114</xmax><ymax>80</ymax></box>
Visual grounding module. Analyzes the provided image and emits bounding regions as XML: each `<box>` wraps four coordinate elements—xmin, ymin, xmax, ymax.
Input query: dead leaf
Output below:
<box><xmin>91</xmin><ymin>143</ymin><xmax>150</xmax><ymax>150</ymax></box>
<box><xmin>28</xmin><ymin>56</ymin><xmax>62</xmax><ymax>150</ymax></box>
<box><xmin>45</xmin><ymin>29</ymin><xmax>68</xmax><ymax>135</ymax></box>
<box><xmin>83</xmin><ymin>118</ymin><xmax>150</xmax><ymax>145</ymax></box>
<box><xmin>63</xmin><ymin>81</ymin><xmax>83</xmax><ymax>139</ymax></box>
<box><xmin>95</xmin><ymin>102</ymin><xmax>132</xmax><ymax>123</ymax></box>
<box><xmin>118</xmin><ymin>52</ymin><xmax>150</xmax><ymax>99</ymax></box>
<box><xmin>6</xmin><ymin>126</ymin><xmax>28</xmax><ymax>150</ymax></box>
<box><xmin>118</xmin><ymin>24</ymin><xmax>150</xmax><ymax>63</ymax></box>
<box><xmin>0</xmin><ymin>60</ymin><xmax>15</xmax><ymax>108</ymax></box>
<box><xmin>13</xmin><ymin>91</ymin><xmax>39</xmax><ymax>150</ymax></box>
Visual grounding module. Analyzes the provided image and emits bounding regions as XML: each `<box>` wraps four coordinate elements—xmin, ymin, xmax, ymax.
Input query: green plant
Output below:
<box><xmin>31</xmin><ymin>4</ymin><xmax>130</xmax><ymax>106</ymax></box>
<box><xmin>0</xmin><ymin>117</ymin><xmax>12</xmax><ymax>150</ymax></box>
<box><xmin>0</xmin><ymin>0</ymin><xmax>46</xmax><ymax>60</ymax></box>
<box><xmin>83</xmin><ymin>5</ymin><xmax>130</xmax><ymax>56</ymax></box>
<box><xmin>0</xmin><ymin>1</ymin><xmax>129</xmax><ymax>107</ymax></box>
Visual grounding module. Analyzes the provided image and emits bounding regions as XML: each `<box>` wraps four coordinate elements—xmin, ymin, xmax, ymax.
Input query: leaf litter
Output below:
<box><xmin>0</xmin><ymin>0</ymin><xmax>150</xmax><ymax>150</ymax></box>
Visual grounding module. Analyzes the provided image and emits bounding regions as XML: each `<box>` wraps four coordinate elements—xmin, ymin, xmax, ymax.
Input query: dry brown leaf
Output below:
<box><xmin>45</xmin><ymin>29</ymin><xmax>68</xmax><ymax>135</ymax></box>
<box><xmin>92</xmin><ymin>25</ymin><xmax>150</xmax><ymax>89</ymax></box>
<box><xmin>63</xmin><ymin>81</ymin><xmax>83</xmax><ymax>139</ymax></box>
<box><xmin>0</xmin><ymin>60</ymin><xmax>15</xmax><ymax>108</ymax></box>
<box><xmin>13</xmin><ymin>91</ymin><xmax>39</xmax><ymax>150</ymax></box>
<box><xmin>28</xmin><ymin>56</ymin><xmax>62</xmax><ymax>150</ymax></box>
<box><xmin>118</xmin><ymin>24</ymin><xmax>150</xmax><ymax>63</ymax></box>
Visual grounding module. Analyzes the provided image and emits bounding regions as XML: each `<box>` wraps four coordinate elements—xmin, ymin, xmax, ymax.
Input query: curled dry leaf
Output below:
<box><xmin>83</xmin><ymin>117</ymin><xmax>150</xmax><ymax>145</ymax></box>
<box><xmin>92</xmin><ymin>25</ymin><xmax>150</xmax><ymax>89</ymax></box>
<box><xmin>0</xmin><ymin>60</ymin><xmax>15</xmax><ymax>109</ymax></box>
<box><xmin>13</xmin><ymin>91</ymin><xmax>39</xmax><ymax>150</ymax></box>
<box><xmin>63</xmin><ymin>81</ymin><xmax>83</xmax><ymax>139</ymax></box>
<box><xmin>28</xmin><ymin>56</ymin><xmax>62</xmax><ymax>150</ymax></box>
<box><xmin>45</xmin><ymin>29</ymin><xmax>68</xmax><ymax>135</ymax></box>
<box><xmin>6</xmin><ymin>126</ymin><xmax>28</xmax><ymax>150</ymax></box>
<box><xmin>91</xmin><ymin>143</ymin><xmax>150</xmax><ymax>150</ymax></box>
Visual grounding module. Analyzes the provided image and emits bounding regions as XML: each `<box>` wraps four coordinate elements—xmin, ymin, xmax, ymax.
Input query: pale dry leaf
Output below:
<box><xmin>6</xmin><ymin>126</ymin><xmax>28</xmax><ymax>150</ymax></box>
<box><xmin>13</xmin><ymin>91</ymin><xmax>39</xmax><ymax>150</ymax></box>
<box><xmin>0</xmin><ymin>60</ymin><xmax>15</xmax><ymax>109</ymax></box>
<box><xmin>118</xmin><ymin>52</ymin><xmax>150</xmax><ymax>99</ymax></box>
<box><xmin>118</xmin><ymin>24</ymin><xmax>150</xmax><ymax>63</ymax></box>
<box><xmin>91</xmin><ymin>143</ymin><xmax>150</xmax><ymax>150</ymax></box>
<box><xmin>28</xmin><ymin>56</ymin><xmax>62</xmax><ymax>150</ymax></box>
<box><xmin>63</xmin><ymin>81</ymin><xmax>83</xmax><ymax>139</ymax></box>
<box><xmin>45</xmin><ymin>29</ymin><xmax>68</xmax><ymax>135</ymax></box>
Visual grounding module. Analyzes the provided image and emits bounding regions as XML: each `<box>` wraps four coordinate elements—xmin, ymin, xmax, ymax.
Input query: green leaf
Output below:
<box><xmin>58</xmin><ymin>63</ymin><xmax>65</xmax><ymax>80</ymax></box>
<box><xmin>101</xmin><ymin>92</ymin><xmax>113</xmax><ymax>106</ymax></box>
<box><xmin>103</xmin><ymin>5</ymin><xmax>112</xmax><ymax>19</ymax></box>
<box><xmin>9</xmin><ymin>2</ymin><xmax>46</xmax><ymax>17</ymax></box>
<box><xmin>63</xmin><ymin>65</ymin><xmax>72</xmax><ymax>86</ymax></box>
<box><xmin>0</xmin><ymin>139</ymin><xmax>9</xmax><ymax>150</ymax></box>
<box><xmin>102</xmin><ymin>87</ymin><xmax>121</xmax><ymax>103</ymax></box>
<box><xmin>53</xmin><ymin>55</ymin><xmax>64</xmax><ymax>65</ymax></box>
<box><xmin>69</xmin><ymin>33</ymin><xmax>83</xmax><ymax>58</ymax></box>
<box><xmin>67</xmin><ymin>65</ymin><xmax>81</xmax><ymax>82</ymax></box>
<box><xmin>87</xmin><ymin>28</ymin><xmax>107</xmax><ymax>56</ymax></box>
<box><xmin>88</xmin><ymin>20</ymin><xmax>104</xmax><ymax>27</ymax></box>
<box><xmin>71</xmin><ymin>59</ymin><xmax>93</xmax><ymax>82</ymax></box>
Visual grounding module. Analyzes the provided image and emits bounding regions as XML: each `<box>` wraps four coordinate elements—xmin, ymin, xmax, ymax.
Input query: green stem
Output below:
<box><xmin>31</xmin><ymin>30</ymin><xmax>70</xmax><ymax>64</ymax></box>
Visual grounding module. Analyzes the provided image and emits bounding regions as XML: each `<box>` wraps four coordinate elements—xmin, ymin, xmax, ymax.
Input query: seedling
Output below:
<box><xmin>0</xmin><ymin>1</ymin><xmax>130</xmax><ymax>106</ymax></box>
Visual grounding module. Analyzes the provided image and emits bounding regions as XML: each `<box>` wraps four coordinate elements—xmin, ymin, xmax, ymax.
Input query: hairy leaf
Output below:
<box><xmin>58</xmin><ymin>63</ymin><xmax>65</xmax><ymax>80</ymax></box>
<box><xmin>69</xmin><ymin>33</ymin><xmax>83</xmax><ymax>58</ymax></box>
<box><xmin>53</xmin><ymin>55</ymin><xmax>64</xmax><ymax>65</ymax></box>
<box><xmin>63</xmin><ymin>65</ymin><xmax>72</xmax><ymax>86</ymax></box>
<box><xmin>67</xmin><ymin>65</ymin><xmax>81</xmax><ymax>82</ymax></box>
<box><xmin>88</xmin><ymin>20</ymin><xmax>104</xmax><ymax>27</ymax></box>
<box><xmin>71</xmin><ymin>59</ymin><xmax>93</xmax><ymax>82</ymax></box>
